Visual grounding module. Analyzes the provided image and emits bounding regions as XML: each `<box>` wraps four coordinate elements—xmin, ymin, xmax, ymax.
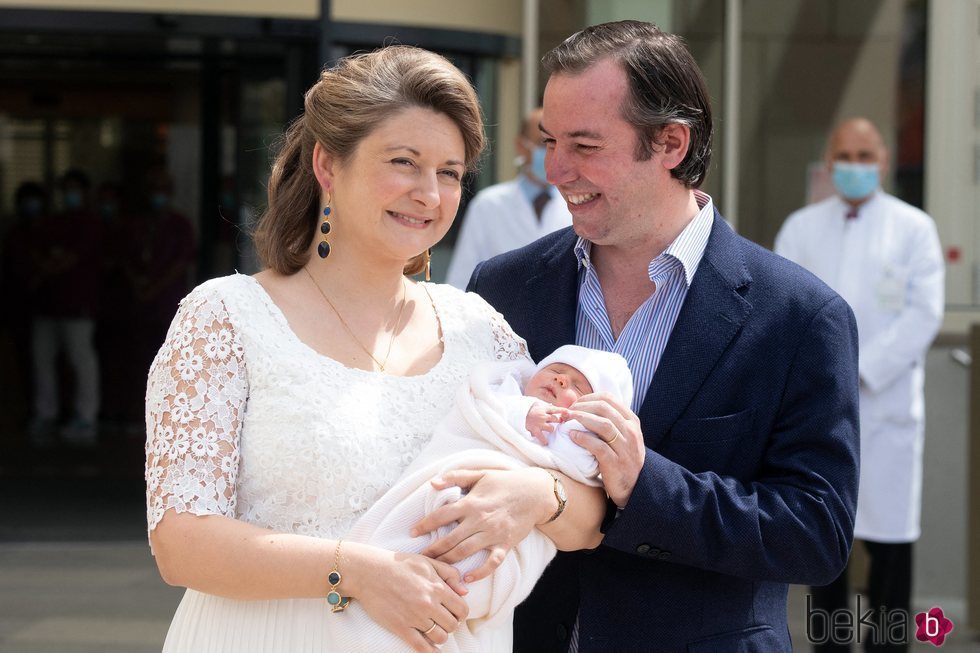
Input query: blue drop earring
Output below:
<box><xmin>317</xmin><ymin>198</ymin><xmax>332</xmax><ymax>259</ymax></box>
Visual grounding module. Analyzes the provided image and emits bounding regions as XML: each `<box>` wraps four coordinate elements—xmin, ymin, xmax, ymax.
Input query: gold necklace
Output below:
<box><xmin>303</xmin><ymin>267</ymin><xmax>409</xmax><ymax>373</ymax></box>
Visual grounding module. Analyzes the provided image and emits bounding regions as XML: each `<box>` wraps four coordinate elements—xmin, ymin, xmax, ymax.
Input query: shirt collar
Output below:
<box><xmin>574</xmin><ymin>190</ymin><xmax>714</xmax><ymax>288</ymax></box>
<box><xmin>833</xmin><ymin>189</ymin><xmax>882</xmax><ymax>220</ymax></box>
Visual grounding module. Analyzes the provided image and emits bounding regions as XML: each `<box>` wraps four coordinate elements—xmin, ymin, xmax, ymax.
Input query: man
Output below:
<box><xmin>115</xmin><ymin>167</ymin><xmax>195</xmax><ymax>432</ymax></box>
<box><xmin>29</xmin><ymin>168</ymin><xmax>102</xmax><ymax>446</ymax></box>
<box><xmin>446</xmin><ymin>107</ymin><xmax>572</xmax><ymax>289</ymax></box>
<box><xmin>775</xmin><ymin>117</ymin><xmax>944</xmax><ymax>653</ymax></box>
<box><xmin>468</xmin><ymin>21</ymin><xmax>861</xmax><ymax>651</ymax></box>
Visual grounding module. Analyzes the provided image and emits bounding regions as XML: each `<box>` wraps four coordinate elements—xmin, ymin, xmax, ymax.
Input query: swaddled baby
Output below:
<box><xmin>342</xmin><ymin>345</ymin><xmax>633</xmax><ymax>652</ymax></box>
<box><xmin>496</xmin><ymin>345</ymin><xmax>634</xmax><ymax>478</ymax></box>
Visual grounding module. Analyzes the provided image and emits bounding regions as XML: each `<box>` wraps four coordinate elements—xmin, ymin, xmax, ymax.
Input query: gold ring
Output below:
<box><xmin>605</xmin><ymin>432</ymin><xmax>621</xmax><ymax>445</ymax></box>
<box><xmin>421</xmin><ymin>621</ymin><xmax>438</xmax><ymax>636</ymax></box>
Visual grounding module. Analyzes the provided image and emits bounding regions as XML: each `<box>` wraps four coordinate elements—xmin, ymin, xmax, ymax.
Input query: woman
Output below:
<box><xmin>145</xmin><ymin>46</ymin><xmax>605</xmax><ymax>653</ymax></box>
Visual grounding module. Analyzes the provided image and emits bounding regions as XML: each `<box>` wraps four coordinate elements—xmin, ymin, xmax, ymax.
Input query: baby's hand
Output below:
<box><xmin>525</xmin><ymin>404</ymin><xmax>566</xmax><ymax>444</ymax></box>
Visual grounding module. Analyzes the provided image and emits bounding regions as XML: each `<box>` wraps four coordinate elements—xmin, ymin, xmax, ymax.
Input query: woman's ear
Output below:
<box><xmin>658</xmin><ymin>123</ymin><xmax>691</xmax><ymax>171</ymax></box>
<box><xmin>312</xmin><ymin>141</ymin><xmax>335</xmax><ymax>191</ymax></box>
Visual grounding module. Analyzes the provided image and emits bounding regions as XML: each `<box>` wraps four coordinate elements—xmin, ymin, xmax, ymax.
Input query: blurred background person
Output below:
<box><xmin>775</xmin><ymin>116</ymin><xmax>944</xmax><ymax>653</ymax></box>
<box><xmin>28</xmin><ymin>168</ymin><xmax>103</xmax><ymax>446</ymax></box>
<box><xmin>94</xmin><ymin>179</ymin><xmax>131</xmax><ymax>432</ymax></box>
<box><xmin>445</xmin><ymin>106</ymin><xmax>572</xmax><ymax>289</ymax></box>
<box><xmin>114</xmin><ymin>166</ymin><xmax>195</xmax><ymax>435</ymax></box>
<box><xmin>1</xmin><ymin>181</ymin><xmax>48</xmax><ymax>440</ymax></box>
<box><xmin>95</xmin><ymin>180</ymin><xmax>124</xmax><ymax>226</ymax></box>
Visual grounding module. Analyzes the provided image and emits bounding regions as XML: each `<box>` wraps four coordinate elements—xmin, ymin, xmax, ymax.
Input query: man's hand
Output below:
<box><xmin>564</xmin><ymin>392</ymin><xmax>645</xmax><ymax>508</ymax></box>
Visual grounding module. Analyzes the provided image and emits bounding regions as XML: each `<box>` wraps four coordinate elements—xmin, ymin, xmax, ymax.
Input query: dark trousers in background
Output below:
<box><xmin>810</xmin><ymin>540</ymin><xmax>913</xmax><ymax>653</ymax></box>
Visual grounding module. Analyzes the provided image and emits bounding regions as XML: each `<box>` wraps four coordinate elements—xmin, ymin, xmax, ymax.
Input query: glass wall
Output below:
<box><xmin>0</xmin><ymin>19</ymin><xmax>310</xmax><ymax>449</ymax></box>
<box><xmin>0</xmin><ymin>7</ymin><xmax>515</xmax><ymax>461</ymax></box>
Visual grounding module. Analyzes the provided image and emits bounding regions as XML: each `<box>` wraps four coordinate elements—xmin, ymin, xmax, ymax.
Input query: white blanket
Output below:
<box><xmin>338</xmin><ymin>358</ymin><xmax>602</xmax><ymax>652</ymax></box>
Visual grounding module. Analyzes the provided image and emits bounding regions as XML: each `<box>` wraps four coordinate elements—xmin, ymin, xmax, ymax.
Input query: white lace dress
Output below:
<box><xmin>145</xmin><ymin>274</ymin><xmax>528</xmax><ymax>652</ymax></box>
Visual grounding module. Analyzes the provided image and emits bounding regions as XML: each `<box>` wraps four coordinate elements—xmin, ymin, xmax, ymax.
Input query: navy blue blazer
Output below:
<box><xmin>469</xmin><ymin>213</ymin><xmax>860</xmax><ymax>652</ymax></box>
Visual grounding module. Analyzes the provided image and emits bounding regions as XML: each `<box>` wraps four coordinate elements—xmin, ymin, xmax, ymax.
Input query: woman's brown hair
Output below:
<box><xmin>253</xmin><ymin>45</ymin><xmax>485</xmax><ymax>275</ymax></box>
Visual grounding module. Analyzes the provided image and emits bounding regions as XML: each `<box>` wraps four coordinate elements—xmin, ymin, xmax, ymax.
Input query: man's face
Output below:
<box><xmin>827</xmin><ymin>120</ymin><xmax>886</xmax><ymax>174</ymax></box>
<box><xmin>825</xmin><ymin>119</ymin><xmax>887</xmax><ymax>203</ymax></box>
<box><xmin>517</xmin><ymin>107</ymin><xmax>547</xmax><ymax>184</ymax></box>
<box><xmin>540</xmin><ymin>58</ymin><xmax>667</xmax><ymax>247</ymax></box>
<box><xmin>517</xmin><ymin>107</ymin><xmax>546</xmax><ymax>156</ymax></box>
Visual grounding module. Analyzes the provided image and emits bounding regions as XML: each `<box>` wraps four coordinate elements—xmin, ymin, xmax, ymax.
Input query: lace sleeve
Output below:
<box><xmin>488</xmin><ymin>308</ymin><xmax>530</xmax><ymax>362</ymax></box>
<box><xmin>144</xmin><ymin>287</ymin><xmax>248</xmax><ymax>543</ymax></box>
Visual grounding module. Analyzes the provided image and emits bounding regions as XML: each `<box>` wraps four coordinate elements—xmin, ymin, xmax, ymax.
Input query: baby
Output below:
<box><xmin>497</xmin><ymin>345</ymin><xmax>634</xmax><ymax>478</ymax></box>
<box><xmin>343</xmin><ymin>345</ymin><xmax>633</xmax><ymax>651</ymax></box>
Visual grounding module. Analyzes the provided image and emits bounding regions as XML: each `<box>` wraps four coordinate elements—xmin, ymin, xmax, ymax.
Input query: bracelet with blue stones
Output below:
<box><xmin>327</xmin><ymin>539</ymin><xmax>350</xmax><ymax>613</ymax></box>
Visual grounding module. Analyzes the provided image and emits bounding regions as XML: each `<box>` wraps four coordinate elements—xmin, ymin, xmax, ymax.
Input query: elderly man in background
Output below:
<box><xmin>776</xmin><ymin>116</ymin><xmax>945</xmax><ymax>653</ymax></box>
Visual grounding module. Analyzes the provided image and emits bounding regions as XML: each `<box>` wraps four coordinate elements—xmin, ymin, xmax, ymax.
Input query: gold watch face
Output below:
<box><xmin>555</xmin><ymin>476</ymin><xmax>567</xmax><ymax>502</ymax></box>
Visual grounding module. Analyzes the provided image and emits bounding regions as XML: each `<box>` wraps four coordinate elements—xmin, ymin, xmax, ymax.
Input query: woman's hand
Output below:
<box><xmin>346</xmin><ymin>543</ymin><xmax>470</xmax><ymax>652</ymax></box>
<box><xmin>411</xmin><ymin>467</ymin><xmax>554</xmax><ymax>582</ymax></box>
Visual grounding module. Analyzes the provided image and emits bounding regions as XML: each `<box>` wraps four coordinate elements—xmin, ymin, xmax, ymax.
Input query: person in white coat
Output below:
<box><xmin>445</xmin><ymin>107</ymin><xmax>572</xmax><ymax>289</ymax></box>
<box><xmin>775</xmin><ymin>117</ymin><xmax>944</xmax><ymax>652</ymax></box>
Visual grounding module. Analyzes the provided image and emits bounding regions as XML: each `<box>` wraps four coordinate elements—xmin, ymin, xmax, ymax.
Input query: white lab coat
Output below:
<box><xmin>774</xmin><ymin>191</ymin><xmax>944</xmax><ymax>542</ymax></box>
<box><xmin>446</xmin><ymin>178</ymin><xmax>572</xmax><ymax>289</ymax></box>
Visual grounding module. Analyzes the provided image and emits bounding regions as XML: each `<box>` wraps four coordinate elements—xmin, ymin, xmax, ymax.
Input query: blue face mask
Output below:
<box><xmin>832</xmin><ymin>162</ymin><xmax>879</xmax><ymax>201</ymax></box>
<box><xmin>63</xmin><ymin>190</ymin><xmax>83</xmax><ymax>210</ymax></box>
<box><xmin>528</xmin><ymin>146</ymin><xmax>548</xmax><ymax>183</ymax></box>
<box><xmin>99</xmin><ymin>202</ymin><xmax>118</xmax><ymax>220</ymax></box>
<box><xmin>149</xmin><ymin>193</ymin><xmax>170</xmax><ymax>211</ymax></box>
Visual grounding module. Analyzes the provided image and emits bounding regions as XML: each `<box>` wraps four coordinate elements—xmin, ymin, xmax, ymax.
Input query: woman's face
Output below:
<box><xmin>328</xmin><ymin>106</ymin><xmax>467</xmax><ymax>267</ymax></box>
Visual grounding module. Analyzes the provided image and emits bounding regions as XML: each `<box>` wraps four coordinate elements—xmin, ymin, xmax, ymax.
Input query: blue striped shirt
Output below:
<box><xmin>573</xmin><ymin>190</ymin><xmax>715</xmax><ymax>412</ymax></box>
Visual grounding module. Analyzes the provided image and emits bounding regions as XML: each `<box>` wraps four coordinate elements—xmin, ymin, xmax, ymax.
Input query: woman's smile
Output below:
<box><xmin>387</xmin><ymin>209</ymin><xmax>434</xmax><ymax>228</ymax></box>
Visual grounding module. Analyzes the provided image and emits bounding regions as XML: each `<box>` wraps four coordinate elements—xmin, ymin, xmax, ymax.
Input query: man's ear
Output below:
<box><xmin>312</xmin><ymin>141</ymin><xmax>335</xmax><ymax>191</ymax></box>
<box><xmin>658</xmin><ymin>123</ymin><xmax>691</xmax><ymax>171</ymax></box>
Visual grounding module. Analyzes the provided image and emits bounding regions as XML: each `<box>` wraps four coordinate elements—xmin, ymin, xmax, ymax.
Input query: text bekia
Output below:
<box><xmin>805</xmin><ymin>594</ymin><xmax>907</xmax><ymax>646</ymax></box>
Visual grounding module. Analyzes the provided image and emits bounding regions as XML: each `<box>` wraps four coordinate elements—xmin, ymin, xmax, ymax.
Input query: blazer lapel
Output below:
<box><xmin>638</xmin><ymin>214</ymin><xmax>754</xmax><ymax>448</ymax></box>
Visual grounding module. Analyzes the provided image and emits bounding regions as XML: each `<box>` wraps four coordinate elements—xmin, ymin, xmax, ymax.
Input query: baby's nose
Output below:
<box><xmin>555</xmin><ymin>374</ymin><xmax>567</xmax><ymax>387</ymax></box>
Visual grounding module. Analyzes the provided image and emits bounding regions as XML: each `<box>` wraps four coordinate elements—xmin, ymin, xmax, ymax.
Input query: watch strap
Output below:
<box><xmin>543</xmin><ymin>470</ymin><xmax>566</xmax><ymax>524</ymax></box>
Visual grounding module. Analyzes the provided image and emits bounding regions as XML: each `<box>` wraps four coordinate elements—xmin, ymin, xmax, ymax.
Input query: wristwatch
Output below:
<box><xmin>543</xmin><ymin>470</ymin><xmax>567</xmax><ymax>524</ymax></box>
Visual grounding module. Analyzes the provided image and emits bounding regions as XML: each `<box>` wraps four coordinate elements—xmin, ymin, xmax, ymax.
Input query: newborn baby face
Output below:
<box><xmin>525</xmin><ymin>363</ymin><xmax>593</xmax><ymax>408</ymax></box>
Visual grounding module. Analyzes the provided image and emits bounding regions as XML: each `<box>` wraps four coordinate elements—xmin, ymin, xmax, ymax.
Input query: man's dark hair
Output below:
<box><xmin>542</xmin><ymin>20</ymin><xmax>713</xmax><ymax>188</ymax></box>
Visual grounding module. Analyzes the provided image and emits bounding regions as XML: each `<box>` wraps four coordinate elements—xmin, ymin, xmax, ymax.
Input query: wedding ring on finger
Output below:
<box><xmin>420</xmin><ymin>621</ymin><xmax>438</xmax><ymax>636</ymax></box>
<box><xmin>604</xmin><ymin>432</ymin><xmax>621</xmax><ymax>445</ymax></box>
